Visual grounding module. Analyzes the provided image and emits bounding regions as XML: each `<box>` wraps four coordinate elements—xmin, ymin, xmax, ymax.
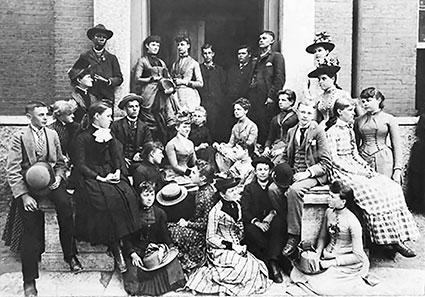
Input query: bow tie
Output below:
<box><xmin>93</xmin><ymin>128</ymin><xmax>113</xmax><ymax>143</ymax></box>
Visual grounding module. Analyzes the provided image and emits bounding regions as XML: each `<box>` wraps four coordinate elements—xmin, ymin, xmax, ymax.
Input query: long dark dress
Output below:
<box><xmin>73</xmin><ymin>125</ymin><xmax>140</xmax><ymax>245</ymax></box>
<box><xmin>122</xmin><ymin>205</ymin><xmax>186</xmax><ymax>296</ymax></box>
<box><xmin>188</xmin><ymin>123</ymin><xmax>215</xmax><ymax>164</ymax></box>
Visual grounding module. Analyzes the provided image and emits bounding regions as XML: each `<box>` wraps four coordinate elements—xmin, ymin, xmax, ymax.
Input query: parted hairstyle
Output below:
<box><xmin>360</xmin><ymin>87</ymin><xmax>385</xmax><ymax>109</ymax></box>
<box><xmin>233</xmin><ymin>97</ymin><xmax>251</xmax><ymax>111</ymax></box>
<box><xmin>277</xmin><ymin>89</ymin><xmax>297</xmax><ymax>105</ymax></box>
<box><xmin>25</xmin><ymin>101</ymin><xmax>48</xmax><ymax>114</ymax></box>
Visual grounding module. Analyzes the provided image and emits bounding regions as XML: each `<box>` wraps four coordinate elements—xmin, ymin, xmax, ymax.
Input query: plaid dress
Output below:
<box><xmin>186</xmin><ymin>200</ymin><xmax>271</xmax><ymax>296</ymax></box>
<box><xmin>326</xmin><ymin>120</ymin><xmax>419</xmax><ymax>245</ymax></box>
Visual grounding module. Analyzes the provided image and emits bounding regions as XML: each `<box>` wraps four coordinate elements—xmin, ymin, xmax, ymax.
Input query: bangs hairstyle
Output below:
<box><xmin>175</xmin><ymin>35</ymin><xmax>191</xmax><ymax>46</ymax></box>
<box><xmin>25</xmin><ymin>101</ymin><xmax>48</xmax><ymax>114</ymax></box>
<box><xmin>278</xmin><ymin>89</ymin><xmax>297</xmax><ymax>105</ymax></box>
<box><xmin>329</xmin><ymin>180</ymin><xmax>356</xmax><ymax>211</ymax></box>
<box><xmin>137</xmin><ymin>181</ymin><xmax>156</xmax><ymax>194</ymax></box>
<box><xmin>175</xmin><ymin>111</ymin><xmax>192</xmax><ymax>126</ymax></box>
<box><xmin>360</xmin><ymin>87</ymin><xmax>385</xmax><ymax>109</ymax></box>
<box><xmin>193</xmin><ymin>106</ymin><xmax>207</xmax><ymax>121</ymax></box>
<box><xmin>233</xmin><ymin>97</ymin><xmax>251</xmax><ymax>111</ymax></box>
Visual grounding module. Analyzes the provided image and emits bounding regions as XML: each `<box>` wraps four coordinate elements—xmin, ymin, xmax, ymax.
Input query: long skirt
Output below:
<box><xmin>186</xmin><ymin>248</ymin><xmax>271</xmax><ymax>296</ymax></box>
<box><xmin>175</xmin><ymin>86</ymin><xmax>201</xmax><ymax>112</ymax></box>
<box><xmin>74</xmin><ymin>177</ymin><xmax>140</xmax><ymax>245</ymax></box>
<box><xmin>332</xmin><ymin>171</ymin><xmax>419</xmax><ymax>245</ymax></box>
<box><xmin>123</xmin><ymin>257</ymin><xmax>186</xmax><ymax>296</ymax></box>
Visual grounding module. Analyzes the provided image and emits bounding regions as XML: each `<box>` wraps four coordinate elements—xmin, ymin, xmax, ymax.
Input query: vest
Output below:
<box><xmin>293</xmin><ymin>140</ymin><xmax>308</xmax><ymax>173</ymax></box>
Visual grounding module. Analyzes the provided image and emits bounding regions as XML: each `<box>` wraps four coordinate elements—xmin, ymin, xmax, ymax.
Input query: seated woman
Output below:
<box><xmin>355</xmin><ymin>87</ymin><xmax>402</xmax><ymax>182</ymax></box>
<box><xmin>122</xmin><ymin>181</ymin><xmax>186</xmax><ymax>296</ymax></box>
<box><xmin>325</xmin><ymin>97</ymin><xmax>419</xmax><ymax>257</ymax></box>
<box><xmin>165</xmin><ymin>111</ymin><xmax>197</xmax><ymax>186</ymax></box>
<box><xmin>185</xmin><ymin>178</ymin><xmax>270</xmax><ymax>296</ymax></box>
<box><xmin>188</xmin><ymin>106</ymin><xmax>215</xmax><ymax>165</ymax></box>
<box><xmin>214</xmin><ymin>97</ymin><xmax>258</xmax><ymax>173</ymax></box>
<box><xmin>263</xmin><ymin>89</ymin><xmax>298</xmax><ymax>164</ymax></box>
<box><xmin>73</xmin><ymin>101</ymin><xmax>140</xmax><ymax>273</ymax></box>
<box><xmin>289</xmin><ymin>180</ymin><xmax>370</xmax><ymax>295</ymax></box>
<box><xmin>167</xmin><ymin>161</ymin><xmax>218</xmax><ymax>273</ymax></box>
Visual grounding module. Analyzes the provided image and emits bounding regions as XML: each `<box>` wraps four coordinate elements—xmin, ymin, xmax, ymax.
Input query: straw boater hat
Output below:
<box><xmin>307</xmin><ymin>55</ymin><xmax>341</xmax><ymax>78</ymax></box>
<box><xmin>24</xmin><ymin>162</ymin><xmax>56</xmax><ymax>196</ymax></box>
<box><xmin>305</xmin><ymin>31</ymin><xmax>335</xmax><ymax>54</ymax></box>
<box><xmin>141</xmin><ymin>244</ymin><xmax>178</xmax><ymax>272</ymax></box>
<box><xmin>118</xmin><ymin>93</ymin><xmax>143</xmax><ymax>110</ymax></box>
<box><xmin>87</xmin><ymin>24</ymin><xmax>113</xmax><ymax>40</ymax></box>
<box><xmin>156</xmin><ymin>183</ymin><xmax>188</xmax><ymax>206</ymax></box>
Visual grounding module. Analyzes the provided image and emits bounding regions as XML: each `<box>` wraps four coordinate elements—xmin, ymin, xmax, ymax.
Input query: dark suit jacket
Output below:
<box><xmin>283</xmin><ymin>121</ymin><xmax>331</xmax><ymax>184</ymax></box>
<box><xmin>251</xmin><ymin>51</ymin><xmax>285</xmax><ymax>101</ymax></box>
<box><xmin>226</xmin><ymin>61</ymin><xmax>254</xmax><ymax>101</ymax></box>
<box><xmin>80</xmin><ymin>49</ymin><xmax>123</xmax><ymax>101</ymax></box>
<box><xmin>111</xmin><ymin>117</ymin><xmax>153</xmax><ymax>159</ymax></box>
<box><xmin>241</xmin><ymin>179</ymin><xmax>274</xmax><ymax>226</ymax></box>
<box><xmin>6</xmin><ymin>126</ymin><xmax>66</xmax><ymax>199</ymax></box>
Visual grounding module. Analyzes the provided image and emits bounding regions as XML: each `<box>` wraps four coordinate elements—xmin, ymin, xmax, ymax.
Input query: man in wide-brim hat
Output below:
<box><xmin>2</xmin><ymin>101</ymin><xmax>82</xmax><ymax>297</ymax></box>
<box><xmin>79</xmin><ymin>23</ymin><xmax>123</xmax><ymax>104</ymax></box>
<box><xmin>111</xmin><ymin>93</ymin><xmax>153</xmax><ymax>175</ymax></box>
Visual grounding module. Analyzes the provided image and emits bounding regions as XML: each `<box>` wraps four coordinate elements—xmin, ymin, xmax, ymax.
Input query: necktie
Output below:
<box><xmin>299</xmin><ymin>127</ymin><xmax>307</xmax><ymax>144</ymax></box>
<box><xmin>36</xmin><ymin>128</ymin><xmax>46</xmax><ymax>155</ymax></box>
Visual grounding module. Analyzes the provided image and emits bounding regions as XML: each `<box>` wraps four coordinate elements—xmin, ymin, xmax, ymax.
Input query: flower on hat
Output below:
<box><xmin>317</xmin><ymin>55</ymin><xmax>340</xmax><ymax>69</ymax></box>
<box><xmin>314</xmin><ymin>31</ymin><xmax>332</xmax><ymax>44</ymax></box>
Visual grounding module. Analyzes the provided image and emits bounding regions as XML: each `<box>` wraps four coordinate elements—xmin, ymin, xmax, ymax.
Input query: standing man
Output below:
<box><xmin>3</xmin><ymin>102</ymin><xmax>81</xmax><ymax>297</ymax></box>
<box><xmin>80</xmin><ymin>24</ymin><xmax>123</xmax><ymax>104</ymax></box>
<box><xmin>111</xmin><ymin>94</ymin><xmax>153</xmax><ymax>175</ymax></box>
<box><xmin>240</xmin><ymin>156</ymin><xmax>286</xmax><ymax>283</ymax></box>
<box><xmin>249</xmin><ymin>31</ymin><xmax>285</xmax><ymax>144</ymax></box>
<box><xmin>199</xmin><ymin>43</ymin><xmax>226</xmax><ymax>142</ymax></box>
<box><xmin>281</xmin><ymin>100</ymin><xmax>331</xmax><ymax>257</ymax></box>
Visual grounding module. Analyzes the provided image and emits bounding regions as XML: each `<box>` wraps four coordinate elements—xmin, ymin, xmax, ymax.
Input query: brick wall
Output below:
<box><xmin>315</xmin><ymin>0</ymin><xmax>353</xmax><ymax>93</ymax></box>
<box><xmin>0</xmin><ymin>0</ymin><xmax>55</xmax><ymax>115</ymax></box>
<box><xmin>354</xmin><ymin>0</ymin><xmax>417</xmax><ymax>116</ymax></box>
<box><xmin>53</xmin><ymin>0</ymin><xmax>93</xmax><ymax>101</ymax></box>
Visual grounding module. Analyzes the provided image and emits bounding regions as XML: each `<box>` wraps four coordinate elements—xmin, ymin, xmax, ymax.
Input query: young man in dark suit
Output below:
<box><xmin>281</xmin><ymin>100</ymin><xmax>332</xmax><ymax>257</ymax></box>
<box><xmin>3</xmin><ymin>101</ymin><xmax>81</xmax><ymax>296</ymax></box>
<box><xmin>111</xmin><ymin>94</ymin><xmax>153</xmax><ymax>175</ymax></box>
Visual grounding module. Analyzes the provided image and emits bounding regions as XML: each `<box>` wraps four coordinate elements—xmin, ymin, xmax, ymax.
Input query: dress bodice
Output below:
<box><xmin>137</xmin><ymin>55</ymin><xmax>168</xmax><ymax>78</ymax></box>
<box><xmin>324</xmin><ymin>209</ymin><xmax>356</xmax><ymax>257</ymax></box>
<box><xmin>316</xmin><ymin>88</ymin><xmax>351</xmax><ymax>123</ymax></box>
<box><xmin>355</xmin><ymin>111</ymin><xmax>391</xmax><ymax>156</ymax></box>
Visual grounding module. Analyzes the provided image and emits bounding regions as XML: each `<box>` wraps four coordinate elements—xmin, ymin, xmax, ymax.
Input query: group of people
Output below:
<box><xmin>1</xmin><ymin>24</ymin><xmax>421</xmax><ymax>297</ymax></box>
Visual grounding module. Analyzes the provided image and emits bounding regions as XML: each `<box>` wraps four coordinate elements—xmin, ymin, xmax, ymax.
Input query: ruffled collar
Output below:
<box><xmin>92</xmin><ymin>124</ymin><xmax>113</xmax><ymax>143</ymax></box>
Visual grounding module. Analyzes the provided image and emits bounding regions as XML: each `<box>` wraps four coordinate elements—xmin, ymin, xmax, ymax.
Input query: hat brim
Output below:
<box><xmin>24</xmin><ymin>162</ymin><xmax>55</xmax><ymax>196</ymax></box>
<box><xmin>308</xmin><ymin>65</ymin><xmax>340</xmax><ymax>78</ymax></box>
<box><xmin>140</xmin><ymin>248</ymin><xmax>179</xmax><ymax>271</ymax></box>
<box><xmin>215</xmin><ymin>178</ymin><xmax>241</xmax><ymax>193</ymax></box>
<box><xmin>305</xmin><ymin>42</ymin><xmax>335</xmax><ymax>54</ymax></box>
<box><xmin>156</xmin><ymin>186</ymin><xmax>188</xmax><ymax>206</ymax></box>
<box><xmin>118</xmin><ymin>95</ymin><xmax>143</xmax><ymax>110</ymax></box>
<box><xmin>87</xmin><ymin>28</ymin><xmax>113</xmax><ymax>40</ymax></box>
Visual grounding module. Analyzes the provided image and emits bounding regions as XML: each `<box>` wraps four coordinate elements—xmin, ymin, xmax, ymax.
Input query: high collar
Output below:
<box><xmin>93</xmin><ymin>47</ymin><xmax>105</xmax><ymax>55</ymax></box>
<box><xmin>126</xmin><ymin>116</ymin><xmax>138</xmax><ymax>122</ymax></box>
<box><xmin>203</xmin><ymin>62</ymin><xmax>215</xmax><ymax>69</ymax></box>
<box><xmin>259</xmin><ymin>48</ymin><xmax>271</xmax><ymax>58</ymax></box>
<box><xmin>335</xmin><ymin>118</ymin><xmax>350</xmax><ymax>127</ymax></box>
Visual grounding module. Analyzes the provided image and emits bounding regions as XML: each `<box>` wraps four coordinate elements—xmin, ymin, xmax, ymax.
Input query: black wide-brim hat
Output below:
<box><xmin>87</xmin><ymin>24</ymin><xmax>113</xmax><ymax>40</ymax></box>
<box><xmin>272</xmin><ymin>162</ymin><xmax>294</xmax><ymax>188</ymax></box>
<box><xmin>68</xmin><ymin>57</ymin><xmax>92</xmax><ymax>81</ymax></box>
<box><xmin>251</xmin><ymin>156</ymin><xmax>274</xmax><ymax>169</ymax></box>
<box><xmin>308</xmin><ymin>65</ymin><xmax>340</xmax><ymax>78</ymax></box>
<box><xmin>306</xmin><ymin>41</ymin><xmax>335</xmax><ymax>54</ymax></box>
<box><xmin>215</xmin><ymin>177</ymin><xmax>241</xmax><ymax>193</ymax></box>
<box><xmin>118</xmin><ymin>93</ymin><xmax>143</xmax><ymax>110</ymax></box>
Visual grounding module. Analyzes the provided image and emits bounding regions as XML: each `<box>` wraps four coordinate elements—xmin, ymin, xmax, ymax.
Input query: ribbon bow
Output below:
<box><xmin>93</xmin><ymin>127</ymin><xmax>113</xmax><ymax>143</ymax></box>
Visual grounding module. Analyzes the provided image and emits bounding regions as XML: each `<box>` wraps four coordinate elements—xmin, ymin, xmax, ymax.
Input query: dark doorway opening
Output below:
<box><xmin>150</xmin><ymin>0</ymin><xmax>261</xmax><ymax>70</ymax></box>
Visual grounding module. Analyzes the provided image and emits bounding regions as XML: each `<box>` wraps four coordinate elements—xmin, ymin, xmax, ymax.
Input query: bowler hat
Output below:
<box><xmin>68</xmin><ymin>57</ymin><xmax>92</xmax><ymax>81</ymax></box>
<box><xmin>24</xmin><ymin>162</ymin><xmax>56</xmax><ymax>196</ymax></box>
<box><xmin>87</xmin><ymin>24</ymin><xmax>113</xmax><ymax>40</ymax></box>
<box><xmin>305</xmin><ymin>31</ymin><xmax>335</xmax><ymax>54</ymax></box>
<box><xmin>118</xmin><ymin>93</ymin><xmax>143</xmax><ymax>110</ymax></box>
<box><xmin>156</xmin><ymin>183</ymin><xmax>188</xmax><ymax>206</ymax></box>
<box><xmin>251</xmin><ymin>156</ymin><xmax>274</xmax><ymax>170</ymax></box>
<box><xmin>272</xmin><ymin>163</ymin><xmax>294</xmax><ymax>188</ymax></box>
<box><xmin>214</xmin><ymin>177</ymin><xmax>240</xmax><ymax>193</ymax></box>
<box><xmin>141</xmin><ymin>243</ymin><xmax>178</xmax><ymax>271</ymax></box>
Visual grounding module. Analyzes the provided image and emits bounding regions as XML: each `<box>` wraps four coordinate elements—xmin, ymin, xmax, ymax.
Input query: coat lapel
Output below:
<box><xmin>287</xmin><ymin>125</ymin><xmax>297</xmax><ymax>162</ymax></box>
<box><xmin>45</xmin><ymin>128</ymin><xmax>57</xmax><ymax>162</ymax></box>
<box><xmin>21</xmin><ymin>127</ymin><xmax>37</xmax><ymax>165</ymax></box>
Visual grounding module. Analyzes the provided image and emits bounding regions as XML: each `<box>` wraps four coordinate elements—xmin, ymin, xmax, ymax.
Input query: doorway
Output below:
<box><xmin>150</xmin><ymin>0</ymin><xmax>261</xmax><ymax>70</ymax></box>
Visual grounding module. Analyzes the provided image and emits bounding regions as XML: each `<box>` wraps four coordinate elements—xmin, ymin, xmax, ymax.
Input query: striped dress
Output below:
<box><xmin>185</xmin><ymin>200</ymin><xmax>271</xmax><ymax>296</ymax></box>
<box><xmin>325</xmin><ymin>119</ymin><xmax>419</xmax><ymax>245</ymax></box>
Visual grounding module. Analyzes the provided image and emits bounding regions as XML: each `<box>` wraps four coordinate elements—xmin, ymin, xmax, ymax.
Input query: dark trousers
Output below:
<box><xmin>21</xmin><ymin>181</ymin><xmax>76</xmax><ymax>282</ymax></box>
<box><xmin>244</xmin><ymin>214</ymin><xmax>287</xmax><ymax>263</ymax></box>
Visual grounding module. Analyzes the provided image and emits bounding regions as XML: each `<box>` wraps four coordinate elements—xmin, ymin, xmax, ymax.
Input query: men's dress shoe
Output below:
<box><xmin>282</xmin><ymin>235</ymin><xmax>300</xmax><ymax>257</ymax></box>
<box><xmin>68</xmin><ymin>256</ymin><xmax>84</xmax><ymax>273</ymax></box>
<box><xmin>24</xmin><ymin>280</ymin><xmax>38</xmax><ymax>297</ymax></box>
<box><xmin>269</xmin><ymin>261</ymin><xmax>283</xmax><ymax>283</ymax></box>
<box><xmin>393</xmin><ymin>242</ymin><xmax>416</xmax><ymax>258</ymax></box>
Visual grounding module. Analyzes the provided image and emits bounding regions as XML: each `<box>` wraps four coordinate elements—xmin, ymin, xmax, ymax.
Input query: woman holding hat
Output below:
<box><xmin>134</xmin><ymin>35</ymin><xmax>176</xmax><ymax>143</ymax></box>
<box><xmin>73</xmin><ymin>101</ymin><xmax>141</xmax><ymax>273</ymax></box>
<box><xmin>165</xmin><ymin>111</ymin><xmax>197</xmax><ymax>185</ymax></box>
<box><xmin>68</xmin><ymin>57</ymin><xmax>97</xmax><ymax>124</ymax></box>
<box><xmin>171</xmin><ymin>35</ymin><xmax>204</xmax><ymax>112</ymax></box>
<box><xmin>167</xmin><ymin>161</ymin><xmax>218</xmax><ymax>273</ymax></box>
<box><xmin>122</xmin><ymin>181</ymin><xmax>186</xmax><ymax>296</ymax></box>
<box><xmin>186</xmin><ymin>177</ymin><xmax>271</xmax><ymax>296</ymax></box>
<box><xmin>308</xmin><ymin>56</ymin><xmax>352</xmax><ymax>125</ymax></box>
